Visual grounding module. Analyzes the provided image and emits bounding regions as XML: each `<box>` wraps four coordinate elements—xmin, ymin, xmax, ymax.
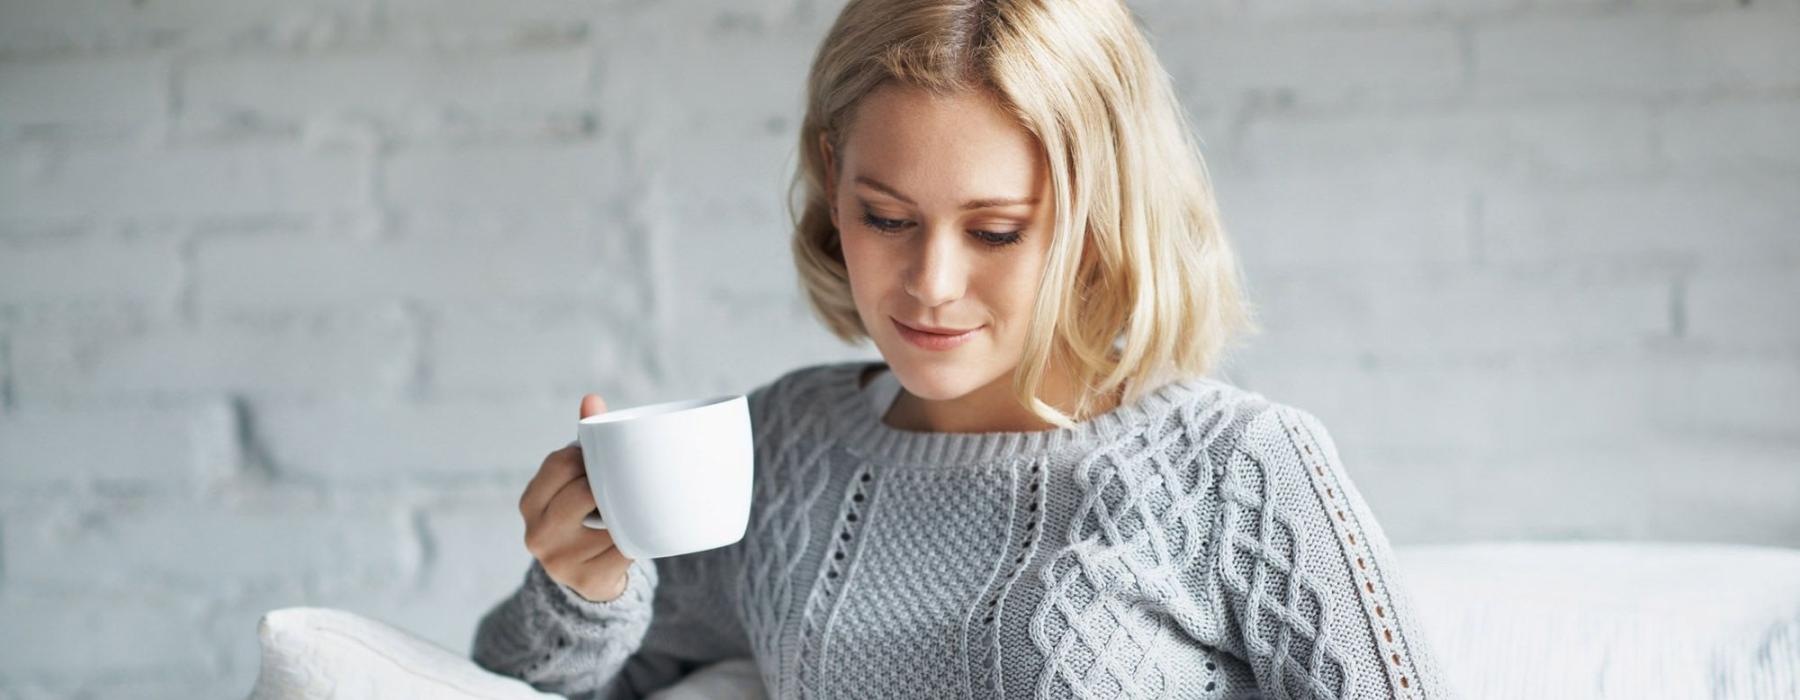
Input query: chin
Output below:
<box><xmin>881</xmin><ymin>350</ymin><xmax>1002</xmax><ymax>403</ymax></box>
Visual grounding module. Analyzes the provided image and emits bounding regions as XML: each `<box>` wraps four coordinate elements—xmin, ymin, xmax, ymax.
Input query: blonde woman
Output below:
<box><xmin>474</xmin><ymin>0</ymin><xmax>1452</xmax><ymax>697</ymax></box>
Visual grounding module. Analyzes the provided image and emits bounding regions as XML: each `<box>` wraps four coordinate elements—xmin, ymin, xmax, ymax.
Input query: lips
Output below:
<box><xmin>893</xmin><ymin>317</ymin><xmax>982</xmax><ymax>351</ymax></box>
<box><xmin>896</xmin><ymin>319</ymin><xmax>979</xmax><ymax>335</ymax></box>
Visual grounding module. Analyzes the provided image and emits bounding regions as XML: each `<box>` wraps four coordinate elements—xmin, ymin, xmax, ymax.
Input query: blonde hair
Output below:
<box><xmin>788</xmin><ymin>0</ymin><xmax>1260</xmax><ymax>428</ymax></box>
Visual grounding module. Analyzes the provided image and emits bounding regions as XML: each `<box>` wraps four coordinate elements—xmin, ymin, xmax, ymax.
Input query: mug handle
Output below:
<box><xmin>572</xmin><ymin>436</ymin><xmax>609</xmax><ymax>530</ymax></box>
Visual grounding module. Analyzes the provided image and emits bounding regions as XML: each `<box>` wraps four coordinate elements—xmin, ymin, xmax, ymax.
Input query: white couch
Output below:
<box><xmin>247</xmin><ymin>541</ymin><xmax>1800</xmax><ymax>699</ymax></box>
<box><xmin>1400</xmin><ymin>541</ymin><xmax>1800</xmax><ymax>698</ymax></box>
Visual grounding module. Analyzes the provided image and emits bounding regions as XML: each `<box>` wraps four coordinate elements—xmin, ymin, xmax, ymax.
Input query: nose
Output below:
<box><xmin>902</xmin><ymin>224</ymin><xmax>968</xmax><ymax>308</ymax></box>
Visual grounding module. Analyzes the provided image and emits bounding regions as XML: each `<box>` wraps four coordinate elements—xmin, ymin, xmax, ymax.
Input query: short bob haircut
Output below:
<box><xmin>789</xmin><ymin>0</ymin><xmax>1260</xmax><ymax>429</ymax></box>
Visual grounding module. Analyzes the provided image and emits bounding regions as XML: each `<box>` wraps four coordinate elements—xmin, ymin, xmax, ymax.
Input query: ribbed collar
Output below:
<box><xmin>817</xmin><ymin>360</ymin><xmax>1222</xmax><ymax>467</ymax></box>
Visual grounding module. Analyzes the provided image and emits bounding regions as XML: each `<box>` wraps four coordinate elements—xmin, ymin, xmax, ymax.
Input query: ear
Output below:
<box><xmin>819</xmin><ymin>132</ymin><xmax>839</xmax><ymax>230</ymax></box>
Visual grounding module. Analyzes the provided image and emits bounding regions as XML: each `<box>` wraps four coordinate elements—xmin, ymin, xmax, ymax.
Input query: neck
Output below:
<box><xmin>883</xmin><ymin>360</ymin><xmax>1122</xmax><ymax>434</ymax></box>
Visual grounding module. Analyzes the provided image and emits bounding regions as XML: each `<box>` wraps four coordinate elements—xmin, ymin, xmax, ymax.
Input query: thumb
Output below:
<box><xmin>579</xmin><ymin>393</ymin><xmax>607</xmax><ymax>420</ymax></box>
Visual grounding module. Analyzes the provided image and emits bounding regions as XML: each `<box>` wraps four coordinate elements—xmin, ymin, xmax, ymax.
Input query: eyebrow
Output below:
<box><xmin>853</xmin><ymin>175</ymin><xmax>1039</xmax><ymax>210</ymax></box>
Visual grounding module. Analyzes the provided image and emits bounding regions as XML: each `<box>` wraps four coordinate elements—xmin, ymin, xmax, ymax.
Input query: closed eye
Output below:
<box><xmin>862</xmin><ymin>213</ymin><xmax>908</xmax><ymax>232</ymax></box>
<box><xmin>859</xmin><ymin>211</ymin><xmax>1024</xmax><ymax>248</ymax></box>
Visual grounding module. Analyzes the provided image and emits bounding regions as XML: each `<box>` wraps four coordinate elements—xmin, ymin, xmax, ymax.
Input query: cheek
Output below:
<box><xmin>836</xmin><ymin>223</ymin><xmax>883</xmax><ymax>306</ymax></box>
<box><xmin>987</xmin><ymin>259</ymin><xmax>1043</xmax><ymax>310</ymax></box>
<box><xmin>837</xmin><ymin>222</ymin><xmax>864</xmax><ymax>276</ymax></box>
<box><xmin>981</xmin><ymin>259</ymin><xmax>1049</xmax><ymax>336</ymax></box>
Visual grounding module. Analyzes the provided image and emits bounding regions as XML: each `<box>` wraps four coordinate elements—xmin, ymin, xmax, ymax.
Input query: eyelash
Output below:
<box><xmin>859</xmin><ymin>211</ymin><xmax>1025</xmax><ymax>247</ymax></box>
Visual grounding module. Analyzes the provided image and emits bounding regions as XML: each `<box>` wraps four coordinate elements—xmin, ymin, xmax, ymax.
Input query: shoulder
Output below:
<box><xmin>1232</xmin><ymin>400</ymin><xmax>1339</xmax><ymax>467</ymax></box>
<box><xmin>744</xmin><ymin>359</ymin><xmax>874</xmax><ymax>427</ymax></box>
<box><xmin>1161</xmin><ymin>378</ymin><xmax>1341</xmax><ymax>478</ymax></box>
<box><xmin>1202</xmin><ymin>392</ymin><xmax>1356</xmax><ymax>511</ymax></box>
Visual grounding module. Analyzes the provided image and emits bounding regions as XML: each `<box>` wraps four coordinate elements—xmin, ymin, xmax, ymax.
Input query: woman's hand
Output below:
<box><xmin>518</xmin><ymin>393</ymin><xmax>635</xmax><ymax>603</ymax></box>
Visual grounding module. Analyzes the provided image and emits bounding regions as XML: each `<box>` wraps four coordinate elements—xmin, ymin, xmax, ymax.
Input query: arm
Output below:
<box><xmin>1209</xmin><ymin>404</ymin><xmax>1454</xmax><ymax>698</ymax></box>
<box><xmin>471</xmin><ymin>542</ymin><xmax>752</xmax><ymax>700</ymax></box>
<box><xmin>471</xmin><ymin>556</ymin><xmax>659</xmax><ymax>699</ymax></box>
<box><xmin>473</xmin><ymin>378</ymin><xmax>777</xmax><ymax>699</ymax></box>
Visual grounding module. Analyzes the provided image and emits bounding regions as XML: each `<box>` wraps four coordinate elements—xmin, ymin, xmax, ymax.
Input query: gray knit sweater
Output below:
<box><xmin>471</xmin><ymin>360</ymin><xmax>1453</xmax><ymax>699</ymax></box>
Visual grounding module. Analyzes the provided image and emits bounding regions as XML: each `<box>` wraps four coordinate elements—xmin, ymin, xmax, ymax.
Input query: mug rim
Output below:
<box><xmin>579</xmin><ymin>394</ymin><xmax>744</xmax><ymax>426</ymax></box>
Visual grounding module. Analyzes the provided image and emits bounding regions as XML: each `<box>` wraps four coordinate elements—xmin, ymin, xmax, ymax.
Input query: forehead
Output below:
<box><xmin>839</xmin><ymin>83</ymin><xmax>1045</xmax><ymax>197</ymax></box>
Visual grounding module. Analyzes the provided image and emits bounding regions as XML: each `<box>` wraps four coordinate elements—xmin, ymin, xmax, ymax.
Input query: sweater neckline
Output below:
<box><xmin>821</xmin><ymin>360</ymin><xmax>1216</xmax><ymax>466</ymax></box>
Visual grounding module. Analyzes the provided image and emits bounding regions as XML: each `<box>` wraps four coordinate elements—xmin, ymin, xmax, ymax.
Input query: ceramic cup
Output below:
<box><xmin>574</xmin><ymin>394</ymin><xmax>753</xmax><ymax>560</ymax></box>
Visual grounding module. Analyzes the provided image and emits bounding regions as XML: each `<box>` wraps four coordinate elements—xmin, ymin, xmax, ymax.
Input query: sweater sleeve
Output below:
<box><xmin>470</xmin><ymin>535</ymin><xmax>754</xmax><ymax>699</ymax></box>
<box><xmin>1209</xmin><ymin>404</ymin><xmax>1455</xmax><ymax>699</ymax></box>
<box><xmin>472</xmin><ymin>379</ymin><xmax>779</xmax><ymax>699</ymax></box>
<box><xmin>470</xmin><ymin>555</ymin><xmax>659</xmax><ymax>699</ymax></box>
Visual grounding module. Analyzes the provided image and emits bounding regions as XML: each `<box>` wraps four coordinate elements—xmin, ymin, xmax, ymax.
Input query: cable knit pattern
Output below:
<box><xmin>470</xmin><ymin>360</ymin><xmax>1454</xmax><ymax>699</ymax></box>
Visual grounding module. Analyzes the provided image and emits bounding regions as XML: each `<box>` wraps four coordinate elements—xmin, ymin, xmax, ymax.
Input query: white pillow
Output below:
<box><xmin>1397</xmin><ymin>541</ymin><xmax>1800</xmax><ymax>699</ymax></box>
<box><xmin>248</xmin><ymin>606</ymin><xmax>765</xmax><ymax>700</ymax></box>
<box><xmin>248</xmin><ymin>607</ymin><xmax>561</xmax><ymax>700</ymax></box>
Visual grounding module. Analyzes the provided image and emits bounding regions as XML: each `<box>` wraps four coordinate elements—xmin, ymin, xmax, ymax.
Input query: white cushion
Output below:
<box><xmin>1397</xmin><ymin>541</ymin><xmax>1800</xmax><ymax>698</ymax></box>
<box><xmin>248</xmin><ymin>607</ymin><xmax>562</xmax><ymax>699</ymax></box>
<box><xmin>246</xmin><ymin>606</ymin><xmax>765</xmax><ymax>700</ymax></box>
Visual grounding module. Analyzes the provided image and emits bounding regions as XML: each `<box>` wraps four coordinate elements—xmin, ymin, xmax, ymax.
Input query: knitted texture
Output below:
<box><xmin>471</xmin><ymin>360</ymin><xmax>1454</xmax><ymax>699</ymax></box>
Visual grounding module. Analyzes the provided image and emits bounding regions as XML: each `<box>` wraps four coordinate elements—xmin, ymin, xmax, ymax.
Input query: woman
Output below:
<box><xmin>474</xmin><ymin>0</ymin><xmax>1453</xmax><ymax>697</ymax></box>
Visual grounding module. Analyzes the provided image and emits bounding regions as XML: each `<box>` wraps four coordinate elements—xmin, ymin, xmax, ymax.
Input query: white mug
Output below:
<box><xmin>574</xmin><ymin>394</ymin><xmax>754</xmax><ymax>560</ymax></box>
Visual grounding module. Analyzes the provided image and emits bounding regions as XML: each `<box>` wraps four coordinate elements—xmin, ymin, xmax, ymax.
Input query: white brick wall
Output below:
<box><xmin>0</xmin><ymin>0</ymin><xmax>1796</xmax><ymax>695</ymax></box>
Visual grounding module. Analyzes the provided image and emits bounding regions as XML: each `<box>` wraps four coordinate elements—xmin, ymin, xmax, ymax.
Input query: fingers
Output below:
<box><xmin>580</xmin><ymin>393</ymin><xmax>607</xmax><ymax>420</ymax></box>
<box><xmin>519</xmin><ymin>443</ymin><xmax>584</xmax><ymax>520</ymax></box>
<box><xmin>574</xmin><ymin>546</ymin><xmax>634</xmax><ymax>601</ymax></box>
<box><xmin>529</xmin><ymin>534</ymin><xmax>618</xmax><ymax>591</ymax></box>
<box><xmin>522</xmin><ymin>393</ymin><xmax>608</xmax><ymax>520</ymax></box>
<box><xmin>524</xmin><ymin>476</ymin><xmax>615</xmax><ymax>563</ymax></box>
<box><xmin>521</xmin><ymin>392</ymin><xmax>629</xmax><ymax>601</ymax></box>
<box><xmin>543</xmin><ymin>474</ymin><xmax>599</xmax><ymax>531</ymax></box>
<box><xmin>525</xmin><ymin>393</ymin><xmax>606</xmax><ymax>518</ymax></box>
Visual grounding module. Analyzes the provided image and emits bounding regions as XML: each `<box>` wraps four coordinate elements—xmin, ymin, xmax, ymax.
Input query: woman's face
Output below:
<box><xmin>823</xmin><ymin>82</ymin><xmax>1055</xmax><ymax>404</ymax></box>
